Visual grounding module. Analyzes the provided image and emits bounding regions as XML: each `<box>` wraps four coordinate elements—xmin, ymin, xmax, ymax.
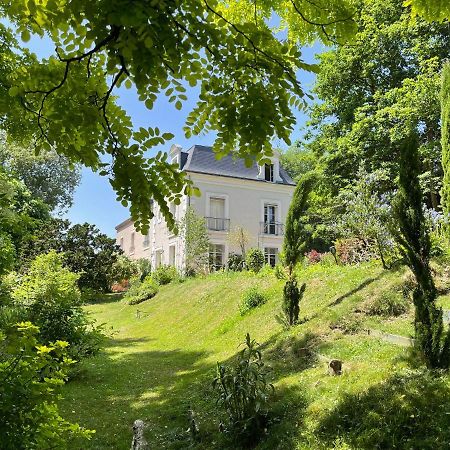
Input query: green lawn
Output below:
<box><xmin>60</xmin><ymin>263</ymin><xmax>450</xmax><ymax>449</ymax></box>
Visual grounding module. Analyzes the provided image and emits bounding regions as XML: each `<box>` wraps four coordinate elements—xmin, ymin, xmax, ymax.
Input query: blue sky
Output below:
<box><xmin>26</xmin><ymin>32</ymin><xmax>322</xmax><ymax>237</ymax></box>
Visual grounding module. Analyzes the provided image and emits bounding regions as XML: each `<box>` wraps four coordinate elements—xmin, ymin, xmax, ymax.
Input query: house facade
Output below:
<box><xmin>115</xmin><ymin>144</ymin><xmax>296</xmax><ymax>271</ymax></box>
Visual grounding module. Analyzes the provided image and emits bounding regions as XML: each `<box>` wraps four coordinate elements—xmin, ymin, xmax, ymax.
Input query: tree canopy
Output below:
<box><xmin>0</xmin><ymin>0</ymin><xmax>358</xmax><ymax>231</ymax></box>
<box><xmin>0</xmin><ymin>134</ymin><xmax>81</xmax><ymax>212</ymax></box>
<box><xmin>304</xmin><ymin>0</ymin><xmax>450</xmax><ymax>207</ymax></box>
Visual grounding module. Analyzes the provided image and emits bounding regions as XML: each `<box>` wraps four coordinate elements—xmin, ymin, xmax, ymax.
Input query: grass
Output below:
<box><xmin>60</xmin><ymin>262</ymin><xmax>450</xmax><ymax>449</ymax></box>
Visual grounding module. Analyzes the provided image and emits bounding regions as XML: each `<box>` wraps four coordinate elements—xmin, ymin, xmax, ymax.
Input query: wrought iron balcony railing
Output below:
<box><xmin>205</xmin><ymin>217</ymin><xmax>230</xmax><ymax>231</ymax></box>
<box><xmin>260</xmin><ymin>221</ymin><xmax>284</xmax><ymax>236</ymax></box>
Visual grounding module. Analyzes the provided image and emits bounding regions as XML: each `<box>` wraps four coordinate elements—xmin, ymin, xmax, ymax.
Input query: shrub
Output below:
<box><xmin>240</xmin><ymin>287</ymin><xmax>268</xmax><ymax>315</ymax></box>
<box><xmin>125</xmin><ymin>276</ymin><xmax>159</xmax><ymax>305</ymax></box>
<box><xmin>11</xmin><ymin>251</ymin><xmax>104</xmax><ymax>360</ymax></box>
<box><xmin>151</xmin><ymin>265</ymin><xmax>178</xmax><ymax>285</ymax></box>
<box><xmin>335</xmin><ymin>238</ymin><xmax>377</xmax><ymax>265</ymax></box>
<box><xmin>245</xmin><ymin>248</ymin><xmax>265</xmax><ymax>273</ymax></box>
<box><xmin>274</xmin><ymin>263</ymin><xmax>287</xmax><ymax>280</ymax></box>
<box><xmin>109</xmin><ymin>254</ymin><xmax>138</xmax><ymax>286</ymax></box>
<box><xmin>331</xmin><ymin>314</ymin><xmax>363</xmax><ymax>334</ymax></box>
<box><xmin>136</xmin><ymin>258</ymin><xmax>152</xmax><ymax>282</ymax></box>
<box><xmin>213</xmin><ymin>333</ymin><xmax>274</xmax><ymax>445</ymax></box>
<box><xmin>306</xmin><ymin>249</ymin><xmax>323</xmax><ymax>264</ymax></box>
<box><xmin>0</xmin><ymin>322</ymin><xmax>94</xmax><ymax>449</ymax></box>
<box><xmin>364</xmin><ymin>290</ymin><xmax>410</xmax><ymax>317</ymax></box>
<box><xmin>282</xmin><ymin>278</ymin><xmax>306</xmax><ymax>326</ymax></box>
<box><xmin>227</xmin><ymin>253</ymin><xmax>245</xmax><ymax>272</ymax></box>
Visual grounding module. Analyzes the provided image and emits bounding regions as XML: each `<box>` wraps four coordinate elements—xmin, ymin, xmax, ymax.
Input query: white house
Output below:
<box><xmin>115</xmin><ymin>144</ymin><xmax>296</xmax><ymax>271</ymax></box>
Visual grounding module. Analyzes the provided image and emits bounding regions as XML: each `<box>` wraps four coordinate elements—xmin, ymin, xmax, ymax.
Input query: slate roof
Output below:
<box><xmin>180</xmin><ymin>145</ymin><xmax>295</xmax><ymax>186</ymax></box>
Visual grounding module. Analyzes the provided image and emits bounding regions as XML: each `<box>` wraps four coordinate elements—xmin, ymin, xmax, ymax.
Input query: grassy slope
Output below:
<box><xmin>60</xmin><ymin>263</ymin><xmax>450</xmax><ymax>449</ymax></box>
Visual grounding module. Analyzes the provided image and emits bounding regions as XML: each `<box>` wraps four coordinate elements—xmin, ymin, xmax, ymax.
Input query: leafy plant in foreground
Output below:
<box><xmin>0</xmin><ymin>322</ymin><xmax>94</xmax><ymax>449</ymax></box>
<box><xmin>213</xmin><ymin>333</ymin><xmax>274</xmax><ymax>445</ymax></box>
<box><xmin>11</xmin><ymin>251</ymin><xmax>104</xmax><ymax>360</ymax></box>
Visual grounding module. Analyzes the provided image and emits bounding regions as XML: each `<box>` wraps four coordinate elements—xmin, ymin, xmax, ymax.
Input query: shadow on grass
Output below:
<box><xmin>62</xmin><ymin>339</ymin><xmax>216</xmax><ymax>450</ymax></box>
<box><xmin>105</xmin><ymin>336</ymin><xmax>155</xmax><ymax>348</ymax></box>
<box><xmin>328</xmin><ymin>272</ymin><xmax>386</xmax><ymax>307</ymax></box>
<box><xmin>263</xmin><ymin>332</ymin><xmax>323</xmax><ymax>379</ymax></box>
<box><xmin>84</xmin><ymin>292</ymin><xmax>125</xmax><ymax>305</ymax></box>
<box><xmin>316</xmin><ymin>371</ymin><xmax>450</xmax><ymax>450</ymax></box>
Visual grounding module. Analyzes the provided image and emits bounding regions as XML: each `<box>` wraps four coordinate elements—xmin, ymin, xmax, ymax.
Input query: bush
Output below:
<box><xmin>227</xmin><ymin>253</ymin><xmax>245</xmax><ymax>272</ymax></box>
<box><xmin>335</xmin><ymin>238</ymin><xmax>377</xmax><ymax>265</ymax></box>
<box><xmin>364</xmin><ymin>289</ymin><xmax>410</xmax><ymax>317</ymax></box>
<box><xmin>282</xmin><ymin>278</ymin><xmax>306</xmax><ymax>326</ymax></box>
<box><xmin>245</xmin><ymin>248</ymin><xmax>265</xmax><ymax>273</ymax></box>
<box><xmin>151</xmin><ymin>265</ymin><xmax>178</xmax><ymax>285</ymax></box>
<box><xmin>109</xmin><ymin>254</ymin><xmax>138</xmax><ymax>286</ymax></box>
<box><xmin>0</xmin><ymin>322</ymin><xmax>94</xmax><ymax>449</ymax></box>
<box><xmin>331</xmin><ymin>314</ymin><xmax>363</xmax><ymax>334</ymax></box>
<box><xmin>136</xmin><ymin>258</ymin><xmax>152</xmax><ymax>282</ymax></box>
<box><xmin>274</xmin><ymin>263</ymin><xmax>287</xmax><ymax>280</ymax></box>
<box><xmin>306</xmin><ymin>249</ymin><xmax>323</xmax><ymax>264</ymax></box>
<box><xmin>125</xmin><ymin>276</ymin><xmax>159</xmax><ymax>305</ymax></box>
<box><xmin>11</xmin><ymin>251</ymin><xmax>104</xmax><ymax>360</ymax></box>
<box><xmin>213</xmin><ymin>333</ymin><xmax>274</xmax><ymax>446</ymax></box>
<box><xmin>240</xmin><ymin>287</ymin><xmax>268</xmax><ymax>315</ymax></box>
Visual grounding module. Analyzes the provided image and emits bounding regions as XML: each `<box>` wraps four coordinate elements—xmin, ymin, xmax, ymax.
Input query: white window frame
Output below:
<box><xmin>260</xmin><ymin>199</ymin><xmax>281</xmax><ymax>223</ymax></box>
<box><xmin>143</xmin><ymin>230</ymin><xmax>150</xmax><ymax>249</ymax></box>
<box><xmin>209</xmin><ymin>243</ymin><xmax>226</xmax><ymax>270</ymax></box>
<box><xmin>205</xmin><ymin>192</ymin><xmax>229</xmax><ymax>219</ymax></box>
<box><xmin>264</xmin><ymin>247</ymin><xmax>278</xmax><ymax>267</ymax></box>
<box><xmin>130</xmin><ymin>232</ymin><xmax>135</xmax><ymax>254</ymax></box>
<box><xmin>264</xmin><ymin>163</ymin><xmax>274</xmax><ymax>182</ymax></box>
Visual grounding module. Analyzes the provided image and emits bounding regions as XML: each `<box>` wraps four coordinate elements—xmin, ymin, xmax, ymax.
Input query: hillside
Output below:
<box><xmin>60</xmin><ymin>262</ymin><xmax>450</xmax><ymax>449</ymax></box>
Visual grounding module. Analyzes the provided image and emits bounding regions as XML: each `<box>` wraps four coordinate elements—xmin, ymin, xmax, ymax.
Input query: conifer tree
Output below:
<box><xmin>393</xmin><ymin>135</ymin><xmax>450</xmax><ymax>368</ymax></box>
<box><xmin>282</xmin><ymin>174</ymin><xmax>315</xmax><ymax>326</ymax></box>
<box><xmin>441</xmin><ymin>62</ymin><xmax>450</xmax><ymax>219</ymax></box>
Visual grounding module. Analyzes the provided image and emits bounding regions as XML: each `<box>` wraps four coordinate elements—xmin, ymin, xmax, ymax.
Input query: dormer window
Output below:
<box><xmin>264</xmin><ymin>163</ymin><xmax>274</xmax><ymax>182</ymax></box>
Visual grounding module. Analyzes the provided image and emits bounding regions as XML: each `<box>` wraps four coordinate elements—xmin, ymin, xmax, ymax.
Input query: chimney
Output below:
<box><xmin>169</xmin><ymin>144</ymin><xmax>182</xmax><ymax>168</ymax></box>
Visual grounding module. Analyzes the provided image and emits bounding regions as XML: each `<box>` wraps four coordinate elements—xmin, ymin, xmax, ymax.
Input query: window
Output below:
<box><xmin>143</xmin><ymin>230</ymin><xmax>150</xmax><ymax>248</ymax></box>
<box><xmin>120</xmin><ymin>237</ymin><xmax>124</xmax><ymax>249</ymax></box>
<box><xmin>169</xmin><ymin>202</ymin><xmax>176</xmax><ymax>218</ymax></box>
<box><xmin>264</xmin><ymin>163</ymin><xmax>274</xmax><ymax>182</ymax></box>
<box><xmin>130</xmin><ymin>232</ymin><xmax>135</xmax><ymax>253</ymax></box>
<box><xmin>264</xmin><ymin>247</ymin><xmax>278</xmax><ymax>267</ymax></box>
<box><xmin>155</xmin><ymin>249</ymin><xmax>163</xmax><ymax>268</ymax></box>
<box><xmin>209</xmin><ymin>244</ymin><xmax>225</xmax><ymax>270</ymax></box>
<box><xmin>264</xmin><ymin>204</ymin><xmax>278</xmax><ymax>235</ymax></box>
<box><xmin>169</xmin><ymin>245</ymin><xmax>176</xmax><ymax>266</ymax></box>
<box><xmin>208</xmin><ymin>197</ymin><xmax>227</xmax><ymax>230</ymax></box>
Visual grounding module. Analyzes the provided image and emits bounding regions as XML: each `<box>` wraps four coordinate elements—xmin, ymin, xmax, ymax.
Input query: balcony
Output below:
<box><xmin>260</xmin><ymin>221</ymin><xmax>284</xmax><ymax>236</ymax></box>
<box><xmin>205</xmin><ymin>217</ymin><xmax>230</xmax><ymax>231</ymax></box>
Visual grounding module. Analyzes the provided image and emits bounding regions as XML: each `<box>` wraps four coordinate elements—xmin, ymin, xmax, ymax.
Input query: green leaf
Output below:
<box><xmin>21</xmin><ymin>30</ymin><xmax>31</xmax><ymax>42</ymax></box>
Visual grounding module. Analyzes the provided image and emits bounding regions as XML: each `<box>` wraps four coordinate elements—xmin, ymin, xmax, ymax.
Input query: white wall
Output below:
<box><xmin>188</xmin><ymin>172</ymin><xmax>295</xmax><ymax>260</ymax></box>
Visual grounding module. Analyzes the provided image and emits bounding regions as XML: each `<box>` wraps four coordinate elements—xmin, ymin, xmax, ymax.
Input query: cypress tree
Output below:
<box><xmin>283</xmin><ymin>174</ymin><xmax>316</xmax><ymax>272</ymax></box>
<box><xmin>393</xmin><ymin>135</ymin><xmax>450</xmax><ymax>368</ymax></box>
<box><xmin>441</xmin><ymin>63</ymin><xmax>450</xmax><ymax>219</ymax></box>
<box><xmin>282</xmin><ymin>174</ymin><xmax>315</xmax><ymax>325</ymax></box>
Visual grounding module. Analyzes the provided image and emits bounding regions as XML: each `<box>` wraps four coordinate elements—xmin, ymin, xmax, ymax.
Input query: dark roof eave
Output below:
<box><xmin>185</xmin><ymin>170</ymin><xmax>296</xmax><ymax>186</ymax></box>
<box><xmin>115</xmin><ymin>217</ymin><xmax>133</xmax><ymax>231</ymax></box>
